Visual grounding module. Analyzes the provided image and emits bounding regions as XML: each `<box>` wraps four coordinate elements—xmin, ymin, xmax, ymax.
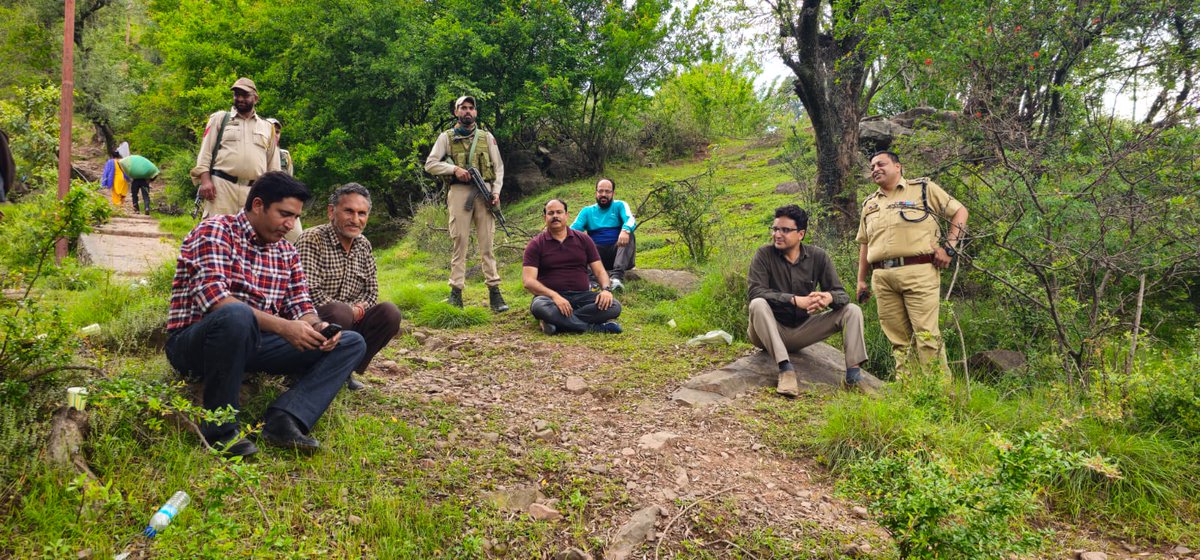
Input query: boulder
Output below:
<box><xmin>775</xmin><ymin>181</ymin><xmax>803</xmax><ymax>194</ymax></box>
<box><xmin>604</xmin><ymin>506</ymin><xmax>662</xmax><ymax>560</ymax></box>
<box><xmin>670</xmin><ymin>343</ymin><xmax>882</xmax><ymax>405</ymax></box>
<box><xmin>858</xmin><ymin>119</ymin><xmax>914</xmax><ymax>149</ymax></box>
<box><xmin>486</xmin><ymin>484</ymin><xmax>545</xmax><ymax>513</ymax></box>
<box><xmin>890</xmin><ymin>106</ymin><xmax>939</xmax><ymax>129</ymax></box>
<box><xmin>967</xmin><ymin>349</ymin><xmax>1027</xmax><ymax>381</ymax></box>
<box><xmin>625</xmin><ymin>269</ymin><xmax>699</xmax><ymax>293</ymax></box>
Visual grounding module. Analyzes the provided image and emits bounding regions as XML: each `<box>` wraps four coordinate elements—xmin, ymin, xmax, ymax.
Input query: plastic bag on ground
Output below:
<box><xmin>686</xmin><ymin>330</ymin><xmax>733</xmax><ymax>346</ymax></box>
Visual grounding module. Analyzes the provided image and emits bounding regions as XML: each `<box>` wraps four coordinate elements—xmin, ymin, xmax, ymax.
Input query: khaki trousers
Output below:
<box><xmin>871</xmin><ymin>263</ymin><xmax>946</xmax><ymax>368</ymax></box>
<box><xmin>447</xmin><ymin>183</ymin><xmax>499</xmax><ymax>289</ymax></box>
<box><xmin>203</xmin><ymin>175</ymin><xmax>302</xmax><ymax>242</ymax></box>
<box><xmin>747</xmin><ymin>298</ymin><xmax>867</xmax><ymax>369</ymax></box>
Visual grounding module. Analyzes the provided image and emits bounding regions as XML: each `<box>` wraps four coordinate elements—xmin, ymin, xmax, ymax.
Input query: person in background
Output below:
<box><xmin>423</xmin><ymin>95</ymin><xmax>510</xmax><ymax>313</ymax></box>
<box><xmin>570</xmin><ymin>178</ymin><xmax>637</xmax><ymax>291</ymax></box>
<box><xmin>523</xmin><ymin>199</ymin><xmax>623</xmax><ymax>335</ymax></box>
<box><xmin>103</xmin><ymin>149</ymin><xmax>129</xmax><ymax>207</ymax></box>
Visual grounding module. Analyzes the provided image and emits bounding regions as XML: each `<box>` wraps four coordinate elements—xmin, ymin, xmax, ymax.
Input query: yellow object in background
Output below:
<box><xmin>111</xmin><ymin>163</ymin><xmax>129</xmax><ymax>206</ymax></box>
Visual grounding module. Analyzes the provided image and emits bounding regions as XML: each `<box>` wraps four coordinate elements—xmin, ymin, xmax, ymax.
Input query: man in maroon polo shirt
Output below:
<box><xmin>522</xmin><ymin>199</ymin><xmax>622</xmax><ymax>335</ymax></box>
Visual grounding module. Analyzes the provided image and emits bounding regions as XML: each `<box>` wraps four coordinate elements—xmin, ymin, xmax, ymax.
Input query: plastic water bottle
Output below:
<box><xmin>143</xmin><ymin>491</ymin><xmax>190</xmax><ymax>537</ymax></box>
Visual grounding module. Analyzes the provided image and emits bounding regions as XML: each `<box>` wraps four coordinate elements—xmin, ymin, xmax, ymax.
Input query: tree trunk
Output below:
<box><xmin>776</xmin><ymin>0</ymin><xmax>871</xmax><ymax>228</ymax></box>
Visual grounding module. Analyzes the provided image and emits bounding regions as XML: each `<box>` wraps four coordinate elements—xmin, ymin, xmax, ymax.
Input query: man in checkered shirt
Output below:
<box><xmin>297</xmin><ymin>183</ymin><xmax>401</xmax><ymax>391</ymax></box>
<box><xmin>165</xmin><ymin>172</ymin><xmax>366</xmax><ymax>457</ymax></box>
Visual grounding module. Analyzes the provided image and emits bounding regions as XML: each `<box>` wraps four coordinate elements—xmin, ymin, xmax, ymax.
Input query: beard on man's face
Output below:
<box><xmin>596</xmin><ymin>196</ymin><xmax>612</xmax><ymax>209</ymax></box>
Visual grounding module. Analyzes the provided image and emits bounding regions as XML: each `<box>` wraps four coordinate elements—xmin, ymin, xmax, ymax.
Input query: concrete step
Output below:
<box><xmin>93</xmin><ymin>217</ymin><xmax>174</xmax><ymax>239</ymax></box>
<box><xmin>78</xmin><ymin>232</ymin><xmax>177</xmax><ymax>276</ymax></box>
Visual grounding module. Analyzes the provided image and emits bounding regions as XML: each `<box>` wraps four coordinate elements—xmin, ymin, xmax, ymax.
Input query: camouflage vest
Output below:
<box><xmin>444</xmin><ymin>128</ymin><xmax>495</xmax><ymax>183</ymax></box>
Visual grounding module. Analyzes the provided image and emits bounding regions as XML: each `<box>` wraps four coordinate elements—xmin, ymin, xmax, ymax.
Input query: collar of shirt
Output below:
<box><xmin>233</xmin><ymin>210</ymin><xmax>281</xmax><ymax>248</ymax></box>
<box><xmin>545</xmin><ymin>228</ymin><xmax>584</xmax><ymax>244</ymax></box>
<box><xmin>320</xmin><ymin>222</ymin><xmax>367</xmax><ymax>255</ymax></box>
<box><xmin>872</xmin><ymin>176</ymin><xmax>908</xmax><ymax>199</ymax></box>
<box><xmin>229</xmin><ymin>107</ymin><xmax>259</xmax><ymax>121</ymax></box>
<box><xmin>771</xmin><ymin>243</ymin><xmax>808</xmax><ymax>265</ymax></box>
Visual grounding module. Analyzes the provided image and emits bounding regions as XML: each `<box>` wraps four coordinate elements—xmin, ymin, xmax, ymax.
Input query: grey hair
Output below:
<box><xmin>329</xmin><ymin>182</ymin><xmax>372</xmax><ymax>207</ymax></box>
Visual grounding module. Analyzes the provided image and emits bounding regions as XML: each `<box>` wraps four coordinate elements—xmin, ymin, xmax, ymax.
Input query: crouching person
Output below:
<box><xmin>747</xmin><ymin>205</ymin><xmax>869</xmax><ymax>396</ymax></box>
<box><xmin>165</xmin><ymin>172</ymin><xmax>366</xmax><ymax>457</ymax></box>
<box><xmin>297</xmin><ymin>183</ymin><xmax>401</xmax><ymax>391</ymax></box>
<box><xmin>523</xmin><ymin>199</ymin><xmax>622</xmax><ymax>335</ymax></box>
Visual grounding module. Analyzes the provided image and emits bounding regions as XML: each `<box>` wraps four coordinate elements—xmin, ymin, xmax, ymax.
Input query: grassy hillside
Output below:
<box><xmin>1</xmin><ymin>136</ymin><xmax>1196</xmax><ymax>559</ymax></box>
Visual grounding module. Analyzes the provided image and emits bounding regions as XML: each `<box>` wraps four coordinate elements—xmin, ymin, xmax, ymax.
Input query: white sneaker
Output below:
<box><xmin>610</xmin><ymin>278</ymin><xmax>624</xmax><ymax>291</ymax></box>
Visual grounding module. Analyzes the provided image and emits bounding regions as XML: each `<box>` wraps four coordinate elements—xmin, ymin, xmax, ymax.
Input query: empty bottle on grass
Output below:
<box><xmin>143</xmin><ymin>491</ymin><xmax>190</xmax><ymax>537</ymax></box>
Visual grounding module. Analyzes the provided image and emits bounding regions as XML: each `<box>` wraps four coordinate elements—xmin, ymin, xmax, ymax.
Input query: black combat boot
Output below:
<box><xmin>448</xmin><ymin>287</ymin><xmax>463</xmax><ymax>308</ymax></box>
<box><xmin>489</xmin><ymin>286</ymin><xmax>510</xmax><ymax>313</ymax></box>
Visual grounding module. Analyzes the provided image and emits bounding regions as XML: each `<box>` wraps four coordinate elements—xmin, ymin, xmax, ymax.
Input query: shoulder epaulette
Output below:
<box><xmin>861</xmin><ymin>192</ymin><xmax>881</xmax><ymax>207</ymax></box>
<box><xmin>906</xmin><ymin>177</ymin><xmax>930</xmax><ymax>186</ymax></box>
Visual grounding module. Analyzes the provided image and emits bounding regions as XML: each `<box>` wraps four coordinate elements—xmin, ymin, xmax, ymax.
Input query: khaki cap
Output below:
<box><xmin>454</xmin><ymin>95</ymin><xmax>476</xmax><ymax>110</ymax></box>
<box><xmin>231</xmin><ymin>77</ymin><xmax>258</xmax><ymax>95</ymax></box>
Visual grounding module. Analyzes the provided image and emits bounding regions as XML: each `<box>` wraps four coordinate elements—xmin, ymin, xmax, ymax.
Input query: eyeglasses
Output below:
<box><xmin>769</xmin><ymin>226</ymin><xmax>800</xmax><ymax>234</ymax></box>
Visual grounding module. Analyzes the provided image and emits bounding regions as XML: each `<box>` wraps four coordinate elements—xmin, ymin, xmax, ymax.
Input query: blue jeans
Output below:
<box><xmin>165</xmin><ymin>303</ymin><xmax>366</xmax><ymax>442</ymax></box>
<box><xmin>529</xmin><ymin>290</ymin><xmax>622</xmax><ymax>333</ymax></box>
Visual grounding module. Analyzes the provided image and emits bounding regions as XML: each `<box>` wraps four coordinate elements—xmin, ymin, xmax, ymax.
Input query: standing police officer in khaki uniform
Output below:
<box><xmin>192</xmin><ymin>78</ymin><xmax>301</xmax><ymax>242</ymax></box>
<box><xmin>424</xmin><ymin>95</ymin><xmax>509</xmax><ymax>313</ymax></box>
<box><xmin>855</xmin><ymin>151</ymin><xmax>968</xmax><ymax>372</ymax></box>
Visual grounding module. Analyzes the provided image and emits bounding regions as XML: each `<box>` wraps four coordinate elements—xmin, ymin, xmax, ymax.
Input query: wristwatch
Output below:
<box><xmin>601</xmin><ymin>286</ymin><xmax>612</xmax><ymax>292</ymax></box>
<box><xmin>943</xmin><ymin>244</ymin><xmax>958</xmax><ymax>258</ymax></box>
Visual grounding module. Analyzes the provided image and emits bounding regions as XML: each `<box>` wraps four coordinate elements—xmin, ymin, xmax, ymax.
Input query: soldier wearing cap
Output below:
<box><xmin>192</xmin><ymin>78</ymin><xmax>301</xmax><ymax>242</ymax></box>
<box><xmin>266</xmin><ymin>118</ymin><xmax>294</xmax><ymax>176</ymax></box>
<box><xmin>423</xmin><ymin>95</ymin><xmax>510</xmax><ymax>313</ymax></box>
<box><xmin>856</xmin><ymin>150</ymin><xmax>968</xmax><ymax>373</ymax></box>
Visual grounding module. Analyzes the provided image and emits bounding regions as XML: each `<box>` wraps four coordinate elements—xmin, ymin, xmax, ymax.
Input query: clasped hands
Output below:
<box><xmin>792</xmin><ymin>291</ymin><xmax>833</xmax><ymax>314</ymax></box>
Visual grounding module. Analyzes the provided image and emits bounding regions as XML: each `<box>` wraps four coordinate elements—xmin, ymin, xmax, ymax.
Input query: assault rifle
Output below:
<box><xmin>466</xmin><ymin>167</ymin><xmax>511</xmax><ymax>236</ymax></box>
<box><xmin>191</xmin><ymin>192</ymin><xmax>203</xmax><ymax>220</ymax></box>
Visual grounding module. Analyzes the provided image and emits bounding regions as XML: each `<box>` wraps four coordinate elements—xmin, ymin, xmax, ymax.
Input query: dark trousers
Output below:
<box><xmin>130</xmin><ymin>179</ymin><xmax>151</xmax><ymax>214</ymax></box>
<box><xmin>530</xmin><ymin>290</ymin><xmax>622</xmax><ymax>333</ymax></box>
<box><xmin>590</xmin><ymin>231</ymin><xmax>636</xmax><ymax>282</ymax></box>
<box><xmin>164</xmin><ymin>303</ymin><xmax>366</xmax><ymax>442</ymax></box>
<box><xmin>315</xmin><ymin>302</ymin><xmax>401</xmax><ymax>373</ymax></box>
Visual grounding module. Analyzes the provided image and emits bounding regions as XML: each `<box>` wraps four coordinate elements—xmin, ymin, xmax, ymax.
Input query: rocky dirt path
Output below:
<box><xmin>366</xmin><ymin>328</ymin><xmax>886</xmax><ymax>558</ymax></box>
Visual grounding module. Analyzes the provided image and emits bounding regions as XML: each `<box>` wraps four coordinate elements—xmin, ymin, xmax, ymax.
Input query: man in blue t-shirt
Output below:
<box><xmin>570</xmin><ymin>178</ymin><xmax>636</xmax><ymax>290</ymax></box>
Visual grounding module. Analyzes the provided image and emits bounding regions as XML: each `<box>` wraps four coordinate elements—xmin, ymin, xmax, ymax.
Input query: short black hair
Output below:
<box><xmin>773</xmin><ymin>204</ymin><xmax>808</xmax><ymax>230</ymax></box>
<box><xmin>596</xmin><ymin>178</ymin><xmax>615</xmax><ymax>191</ymax></box>
<box><xmin>870</xmin><ymin>150</ymin><xmax>900</xmax><ymax>164</ymax></box>
<box><xmin>544</xmin><ymin>198</ymin><xmax>568</xmax><ymax>214</ymax></box>
<box><xmin>244</xmin><ymin>171</ymin><xmax>311</xmax><ymax>212</ymax></box>
<box><xmin>329</xmin><ymin>182</ymin><xmax>371</xmax><ymax>208</ymax></box>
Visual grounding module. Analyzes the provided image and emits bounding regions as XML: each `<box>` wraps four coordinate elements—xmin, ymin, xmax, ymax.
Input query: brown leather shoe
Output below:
<box><xmin>776</xmin><ymin>370</ymin><xmax>800</xmax><ymax>397</ymax></box>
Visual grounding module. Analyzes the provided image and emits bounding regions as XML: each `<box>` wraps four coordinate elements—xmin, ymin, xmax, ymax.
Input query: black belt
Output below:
<box><xmin>871</xmin><ymin>254</ymin><xmax>935</xmax><ymax>270</ymax></box>
<box><xmin>211</xmin><ymin>170</ymin><xmax>254</xmax><ymax>186</ymax></box>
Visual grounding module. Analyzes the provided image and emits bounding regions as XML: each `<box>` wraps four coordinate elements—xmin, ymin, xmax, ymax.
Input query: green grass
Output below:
<box><xmin>747</xmin><ymin>379</ymin><xmax>1200</xmax><ymax>545</ymax></box>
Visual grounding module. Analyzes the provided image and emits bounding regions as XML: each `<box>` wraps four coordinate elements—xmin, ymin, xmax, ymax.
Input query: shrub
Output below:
<box><xmin>0</xmin><ymin>186</ymin><xmax>110</xmax><ymax>381</ymax></box>
<box><xmin>0</xmin><ymin>83</ymin><xmax>61</xmax><ymax>192</ymax></box>
<box><xmin>1125</xmin><ymin>344</ymin><xmax>1200</xmax><ymax>439</ymax></box>
<box><xmin>644</xmin><ymin>172</ymin><xmax>723</xmax><ymax>263</ymax></box>
<box><xmin>159</xmin><ymin>147</ymin><xmax>201</xmax><ymax>212</ymax></box>
<box><xmin>407</xmin><ymin>199</ymin><xmax>452</xmax><ymax>261</ymax></box>
<box><xmin>846</xmin><ymin>429</ymin><xmax>1114</xmax><ymax>559</ymax></box>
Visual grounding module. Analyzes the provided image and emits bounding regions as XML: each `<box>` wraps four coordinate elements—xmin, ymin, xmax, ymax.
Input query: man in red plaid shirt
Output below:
<box><xmin>166</xmin><ymin>172</ymin><xmax>365</xmax><ymax>457</ymax></box>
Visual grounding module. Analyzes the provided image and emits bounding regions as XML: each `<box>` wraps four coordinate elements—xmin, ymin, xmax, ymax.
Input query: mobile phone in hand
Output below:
<box><xmin>857</xmin><ymin>289</ymin><xmax>870</xmax><ymax>304</ymax></box>
<box><xmin>319</xmin><ymin>322</ymin><xmax>343</xmax><ymax>338</ymax></box>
